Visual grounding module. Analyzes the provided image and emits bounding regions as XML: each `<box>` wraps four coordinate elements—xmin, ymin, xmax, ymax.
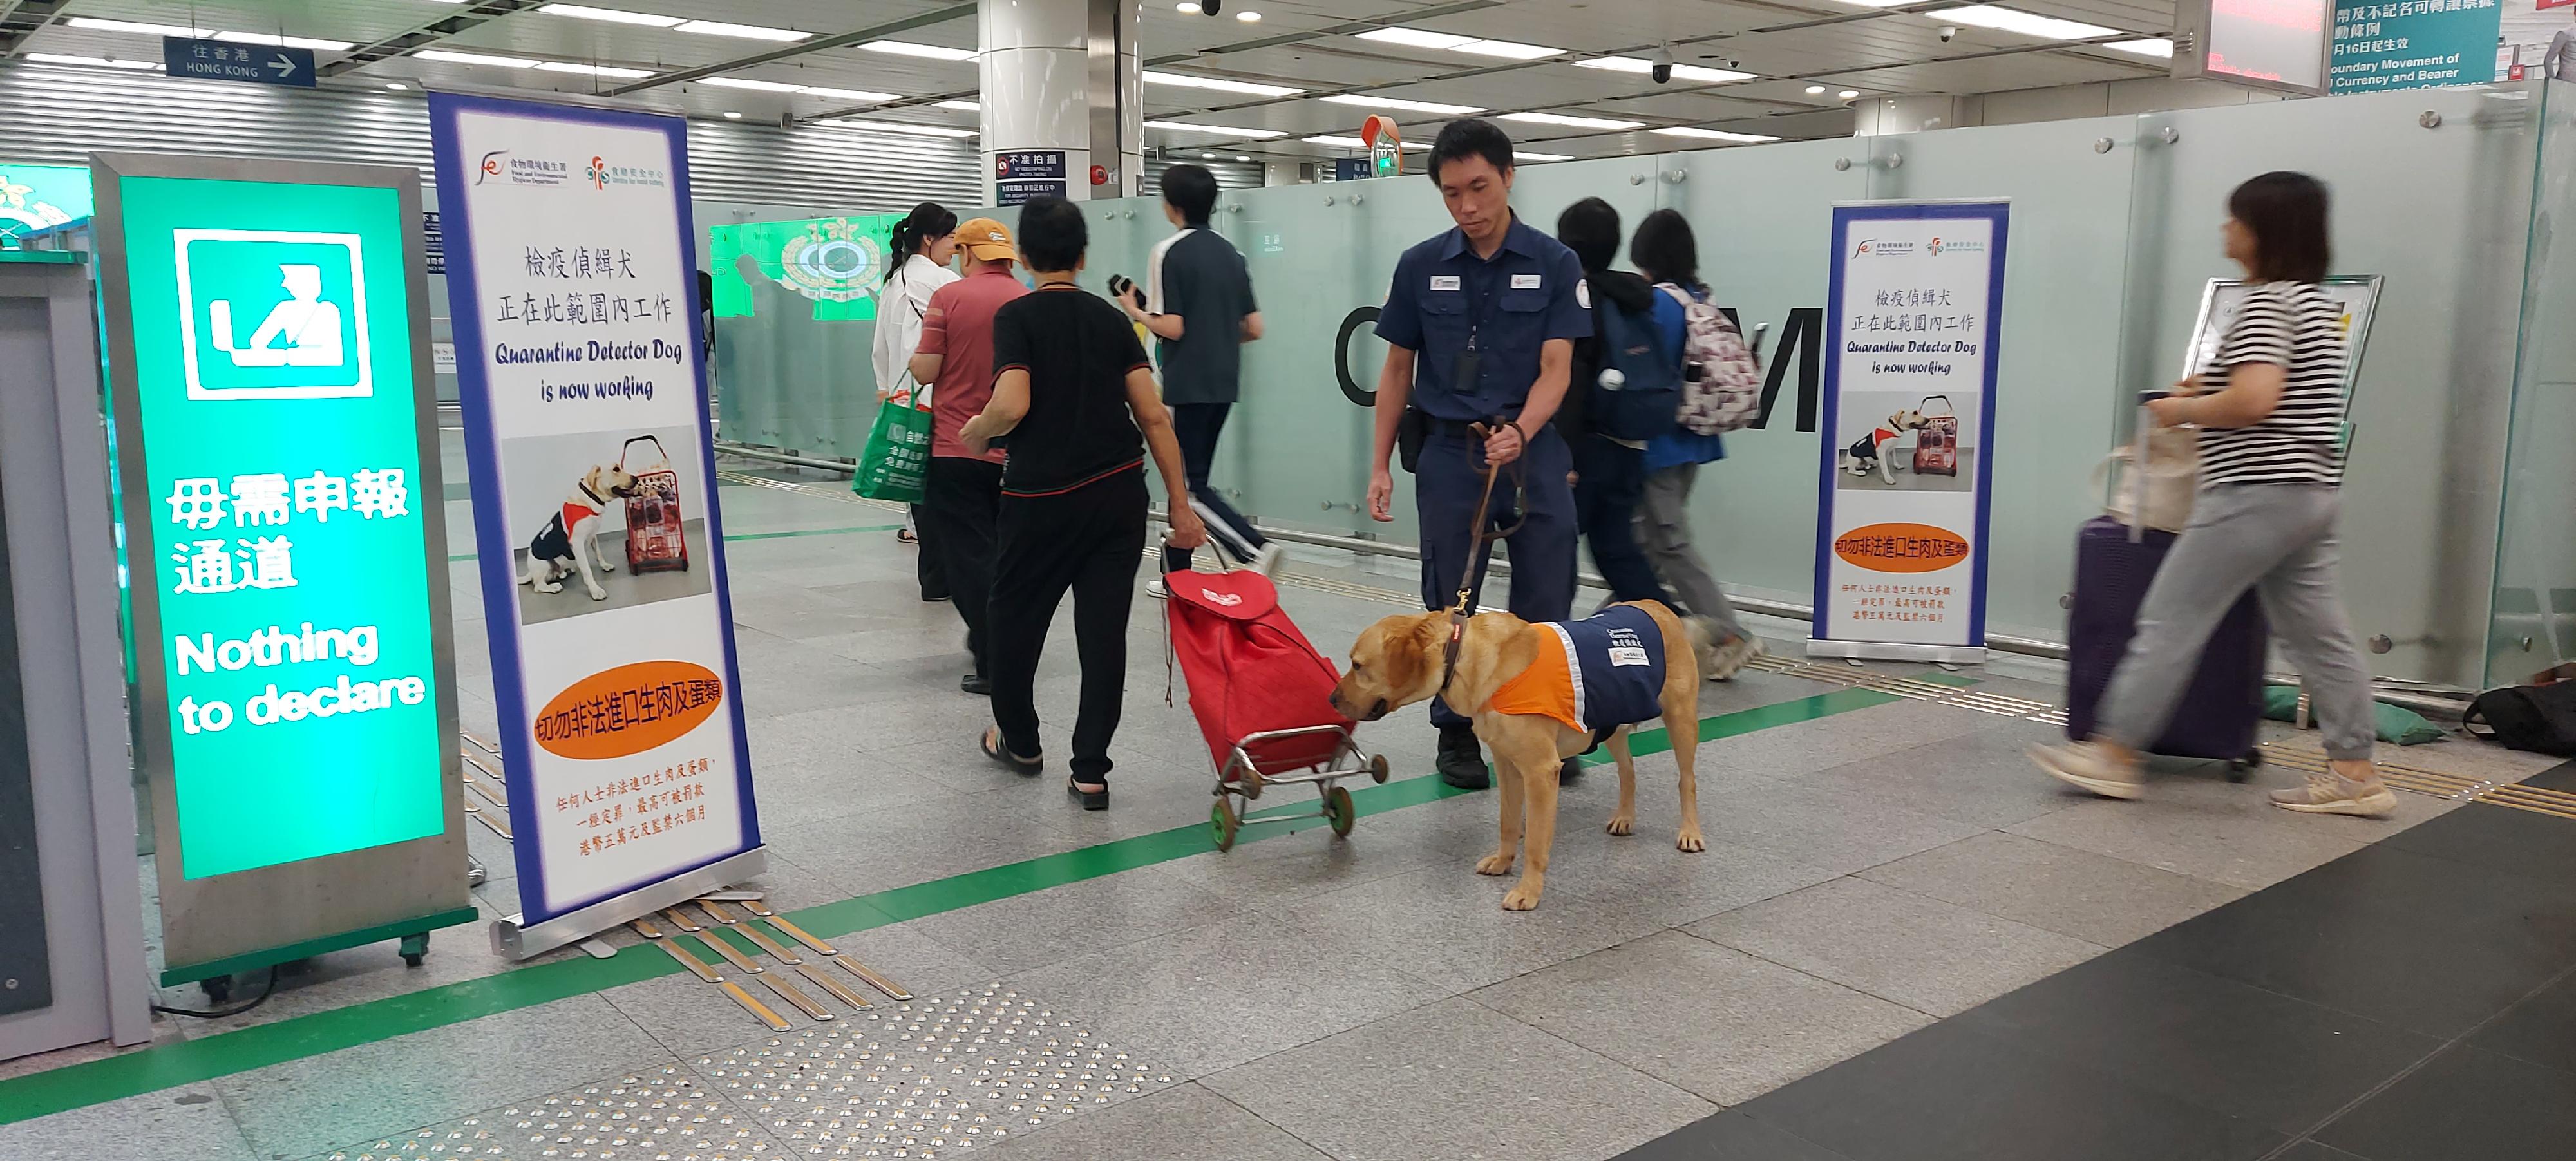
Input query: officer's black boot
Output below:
<box><xmin>1435</xmin><ymin>724</ymin><xmax>1490</xmax><ymax>790</ymax></box>
<box><xmin>1558</xmin><ymin>757</ymin><xmax>1584</xmax><ymax>784</ymax></box>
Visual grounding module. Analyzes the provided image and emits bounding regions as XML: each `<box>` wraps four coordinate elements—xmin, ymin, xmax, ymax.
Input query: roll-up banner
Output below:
<box><xmin>1812</xmin><ymin>201</ymin><xmax>2009</xmax><ymax>665</ymax></box>
<box><xmin>428</xmin><ymin>92</ymin><xmax>763</xmax><ymax>959</ymax></box>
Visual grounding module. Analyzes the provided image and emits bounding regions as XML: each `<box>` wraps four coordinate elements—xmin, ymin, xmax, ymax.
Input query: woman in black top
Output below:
<box><xmin>961</xmin><ymin>197</ymin><xmax>1207</xmax><ymax>809</ymax></box>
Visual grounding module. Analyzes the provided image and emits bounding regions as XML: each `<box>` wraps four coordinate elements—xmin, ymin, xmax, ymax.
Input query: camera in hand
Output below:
<box><xmin>1106</xmin><ymin>273</ymin><xmax>1146</xmax><ymax>310</ymax></box>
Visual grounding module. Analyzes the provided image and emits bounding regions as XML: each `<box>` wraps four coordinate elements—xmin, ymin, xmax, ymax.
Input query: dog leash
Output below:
<box><xmin>1438</xmin><ymin>420</ymin><xmax>1528</xmax><ymax>694</ymax></box>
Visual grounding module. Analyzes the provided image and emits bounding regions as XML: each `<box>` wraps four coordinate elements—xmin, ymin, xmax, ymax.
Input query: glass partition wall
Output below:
<box><xmin>708</xmin><ymin>81</ymin><xmax>2573</xmax><ymax>688</ymax></box>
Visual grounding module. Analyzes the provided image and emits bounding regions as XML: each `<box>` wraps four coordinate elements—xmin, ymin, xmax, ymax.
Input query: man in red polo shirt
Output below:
<box><xmin>910</xmin><ymin>217</ymin><xmax>1028</xmax><ymax>695</ymax></box>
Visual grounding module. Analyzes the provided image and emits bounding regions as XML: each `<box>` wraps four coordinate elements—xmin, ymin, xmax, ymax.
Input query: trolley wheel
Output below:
<box><xmin>1210</xmin><ymin>796</ymin><xmax>1240</xmax><ymax>851</ymax></box>
<box><xmin>1238</xmin><ymin>766</ymin><xmax>1264</xmax><ymax>801</ymax></box>
<box><xmin>200</xmin><ymin>974</ymin><xmax>234</xmax><ymax>1003</ymax></box>
<box><xmin>2226</xmin><ymin>750</ymin><xmax>2262</xmax><ymax>783</ymax></box>
<box><xmin>1324</xmin><ymin>785</ymin><xmax>1356</xmax><ymax>837</ymax></box>
<box><xmin>1367</xmin><ymin>753</ymin><xmax>1390</xmax><ymax>784</ymax></box>
<box><xmin>399</xmin><ymin>931</ymin><xmax>430</xmax><ymax>967</ymax></box>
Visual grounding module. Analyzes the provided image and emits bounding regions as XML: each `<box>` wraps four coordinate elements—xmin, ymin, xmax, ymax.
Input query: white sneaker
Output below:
<box><xmin>1249</xmin><ymin>543</ymin><xmax>1286</xmax><ymax>580</ymax></box>
<box><xmin>2027</xmin><ymin>741</ymin><xmax>2145</xmax><ymax>800</ymax></box>
<box><xmin>2269</xmin><ymin>769</ymin><xmax>2398</xmax><ymax>817</ymax></box>
<box><xmin>1704</xmin><ymin>631</ymin><xmax>1763</xmax><ymax>682</ymax></box>
<box><xmin>1146</xmin><ymin>576</ymin><xmax>1168</xmax><ymax>599</ymax></box>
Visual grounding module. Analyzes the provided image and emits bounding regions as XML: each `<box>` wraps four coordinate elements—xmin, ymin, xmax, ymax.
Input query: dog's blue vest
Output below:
<box><xmin>1490</xmin><ymin>604</ymin><xmax>1667</xmax><ymax>750</ymax></box>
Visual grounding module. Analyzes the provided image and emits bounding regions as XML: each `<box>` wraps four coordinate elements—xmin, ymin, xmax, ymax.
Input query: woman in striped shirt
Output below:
<box><xmin>2031</xmin><ymin>172</ymin><xmax>2394</xmax><ymax>816</ymax></box>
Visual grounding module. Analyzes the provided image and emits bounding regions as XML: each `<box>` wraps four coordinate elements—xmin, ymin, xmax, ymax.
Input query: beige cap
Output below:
<box><xmin>956</xmin><ymin>217</ymin><xmax>1015</xmax><ymax>261</ymax></box>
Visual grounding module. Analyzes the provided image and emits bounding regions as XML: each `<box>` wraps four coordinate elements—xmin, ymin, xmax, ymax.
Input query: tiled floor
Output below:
<box><xmin>3</xmin><ymin>460</ymin><xmax>2568</xmax><ymax>1161</ymax></box>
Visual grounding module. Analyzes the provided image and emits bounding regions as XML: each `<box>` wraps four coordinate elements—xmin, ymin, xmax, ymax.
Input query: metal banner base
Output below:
<box><xmin>1805</xmin><ymin>639</ymin><xmax>1989</xmax><ymax>665</ymax></box>
<box><xmin>491</xmin><ymin>847</ymin><xmax>769</xmax><ymax>961</ymax></box>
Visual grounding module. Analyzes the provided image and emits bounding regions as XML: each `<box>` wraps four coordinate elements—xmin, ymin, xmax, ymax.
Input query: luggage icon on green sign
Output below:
<box><xmin>175</xmin><ymin>228</ymin><xmax>373</xmax><ymax>400</ymax></box>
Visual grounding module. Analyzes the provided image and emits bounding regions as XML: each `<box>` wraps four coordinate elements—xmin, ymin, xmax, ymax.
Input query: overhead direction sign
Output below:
<box><xmin>164</xmin><ymin>37</ymin><xmax>317</xmax><ymax>88</ymax></box>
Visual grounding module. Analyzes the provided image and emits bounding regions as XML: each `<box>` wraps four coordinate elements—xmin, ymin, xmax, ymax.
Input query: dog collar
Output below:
<box><xmin>1438</xmin><ymin>612</ymin><xmax>1468</xmax><ymax>703</ymax></box>
<box><xmin>578</xmin><ymin>482</ymin><xmax>609</xmax><ymax>507</ymax></box>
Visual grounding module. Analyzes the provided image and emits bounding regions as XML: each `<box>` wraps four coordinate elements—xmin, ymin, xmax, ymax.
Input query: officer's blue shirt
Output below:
<box><xmin>1374</xmin><ymin>213</ymin><xmax>1591</xmax><ymax>423</ymax></box>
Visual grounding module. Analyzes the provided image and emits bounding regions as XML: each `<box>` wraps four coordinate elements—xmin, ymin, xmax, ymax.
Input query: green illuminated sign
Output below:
<box><xmin>708</xmin><ymin>212</ymin><xmax>901</xmax><ymax>321</ymax></box>
<box><xmin>115</xmin><ymin>175</ymin><xmax>446</xmax><ymax>880</ymax></box>
<box><xmin>0</xmin><ymin>162</ymin><xmax>91</xmax><ymax>245</ymax></box>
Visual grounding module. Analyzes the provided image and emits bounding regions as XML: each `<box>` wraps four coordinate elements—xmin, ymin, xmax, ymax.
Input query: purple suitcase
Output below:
<box><xmin>2063</xmin><ymin>516</ymin><xmax>2267</xmax><ymax>776</ymax></box>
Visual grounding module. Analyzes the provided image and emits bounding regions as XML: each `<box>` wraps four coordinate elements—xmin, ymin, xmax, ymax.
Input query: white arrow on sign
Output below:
<box><xmin>268</xmin><ymin>55</ymin><xmax>296</xmax><ymax>77</ymax></box>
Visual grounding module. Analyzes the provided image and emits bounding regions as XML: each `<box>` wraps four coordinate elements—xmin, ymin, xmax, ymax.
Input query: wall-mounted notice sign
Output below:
<box><xmin>995</xmin><ymin>150</ymin><xmax>1069</xmax><ymax>206</ymax></box>
<box><xmin>91</xmin><ymin>153</ymin><xmax>472</xmax><ymax>982</ymax></box>
<box><xmin>428</xmin><ymin>91</ymin><xmax>763</xmax><ymax>959</ymax></box>
<box><xmin>2327</xmin><ymin>0</ymin><xmax>2501</xmax><ymax>92</ymax></box>
<box><xmin>2177</xmin><ymin>0</ymin><xmax>2333</xmax><ymax>94</ymax></box>
<box><xmin>1811</xmin><ymin>201</ymin><xmax>2009</xmax><ymax>665</ymax></box>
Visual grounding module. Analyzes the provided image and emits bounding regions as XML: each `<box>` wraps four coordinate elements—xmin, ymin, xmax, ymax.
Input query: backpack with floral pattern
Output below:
<box><xmin>1658</xmin><ymin>283</ymin><xmax>1763</xmax><ymax>435</ymax></box>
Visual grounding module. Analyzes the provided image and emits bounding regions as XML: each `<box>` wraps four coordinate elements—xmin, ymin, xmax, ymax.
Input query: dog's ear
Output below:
<box><xmin>1376</xmin><ymin>615</ymin><xmax>1436</xmax><ymax>696</ymax></box>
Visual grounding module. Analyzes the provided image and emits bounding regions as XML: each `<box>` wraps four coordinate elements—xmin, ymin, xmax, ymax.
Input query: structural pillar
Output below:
<box><xmin>980</xmin><ymin>0</ymin><xmax>1141</xmax><ymax>203</ymax></box>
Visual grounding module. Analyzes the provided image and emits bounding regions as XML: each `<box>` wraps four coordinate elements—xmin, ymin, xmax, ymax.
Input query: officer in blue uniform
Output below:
<box><xmin>1365</xmin><ymin>118</ymin><xmax>1589</xmax><ymax>790</ymax></box>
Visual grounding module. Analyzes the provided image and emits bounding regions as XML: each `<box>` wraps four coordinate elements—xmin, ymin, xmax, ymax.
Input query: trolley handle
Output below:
<box><xmin>620</xmin><ymin>434</ymin><xmax>671</xmax><ymax>473</ymax></box>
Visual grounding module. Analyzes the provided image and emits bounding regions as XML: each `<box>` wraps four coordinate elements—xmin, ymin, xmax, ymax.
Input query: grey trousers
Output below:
<box><xmin>2101</xmin><ymin>483</ymin><xmax>2377</xmax><ymax>761</ymax></box>
<box><xmin>1633</xmin><ymin>463</ymin><xmax>1749</xmax><ymax>641</ymax></box>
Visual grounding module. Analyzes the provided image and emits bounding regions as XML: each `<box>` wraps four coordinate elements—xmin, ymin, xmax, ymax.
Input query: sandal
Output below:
<box><xmin>896</xmin><ymin>527</ymin><xmax>919</xmax><ymax>545</ymax></box>
<box><xmin>1066</xmin><ymin>779</ymin><xmax>1109</xmax><ymax>811</ymax></box>
<box><xmin>981</xmin><ymin>726</ymin><xmax>1042</xmax><ymax>775</ymax></box>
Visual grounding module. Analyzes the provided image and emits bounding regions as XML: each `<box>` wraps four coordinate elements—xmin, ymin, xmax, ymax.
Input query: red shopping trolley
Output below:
<box><xmin>1164</xmin><ymin>570</ymin><xmax>1387</xmax><ymax>851</ymax></box>
<box><xmin>621</xmin><ymin>435</ymin><xmax>690</xmax><ymax>573</ymax></box>
<box><xmin>1911</xmin><ymin>393</ymin><xmax>1960</xmax><ymax>476</ymax></box>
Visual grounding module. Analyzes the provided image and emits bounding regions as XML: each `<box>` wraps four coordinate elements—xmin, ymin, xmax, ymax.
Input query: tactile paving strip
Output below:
<box><xmin>317</xmin><ymin>1065</ymin><xmax>777</xmax><ymax>1159</ymax></box>
<box><xmin>1741</xmin><ymin>653</ymin><xmax>2069</xmax><ymax>724</ymax></box>
<box><xmin>695</xmin><ymin>986</ymin><xmax>1173</xmax><ymax>1158</ymax></box>
<box><xmin>2260</xmin><ymin>739</ymin><xmax>2576</xmax><ymax>820</ymax></box>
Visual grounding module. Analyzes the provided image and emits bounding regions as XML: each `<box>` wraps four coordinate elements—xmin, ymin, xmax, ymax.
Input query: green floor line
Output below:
<box><xmin>444</xmin><ymin>524</ymin><xmax>904</xmax><ymax>562</ymax></box>
<box><xmin>0</xmin><ymin>683</ymin><xmax>1929</xmax><ymax>1126</ymax></box>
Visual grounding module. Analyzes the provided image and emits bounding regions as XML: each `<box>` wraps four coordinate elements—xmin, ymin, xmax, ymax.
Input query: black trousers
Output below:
<box><xmin>989</xmin><ymin>466</ymin><xmax>1148</xmax><ymax>783</ymax></box>
<box><xmin>1161</xmin><ymin>402</ymin><xmax>1267</xmax><ymax>575</ymax></box>
<box><xmin>911</xmin><ymin>504</ymin><xmax>947</xmax><ymax>600</ymax></box>
<box><xmin>1571</xmin><ymin>433</ymin><xmax>1673</xmax><ymax>608</ymax></box>
<box><xmin>920</xmin><ymin>457</ymin><xmax>1005</xmax><ymax>676</ymax></box>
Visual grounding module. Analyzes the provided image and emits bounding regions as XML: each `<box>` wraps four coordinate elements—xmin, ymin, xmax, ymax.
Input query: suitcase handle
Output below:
<box><xmin>620</xmin><ymin>434</ymin><xmax>670</xmax><ymax>472</ymax></box>
<box><xmin>2124</xmin><ymin>392</ymin><xmax>2173</xmax><ymax>545</ymax></box>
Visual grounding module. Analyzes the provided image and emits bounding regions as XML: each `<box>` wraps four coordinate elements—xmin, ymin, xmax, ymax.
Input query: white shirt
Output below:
<box><xmin>871</xmin><ymin>252</ymin><xmax>958</xmax><ymax>403</ymax></box>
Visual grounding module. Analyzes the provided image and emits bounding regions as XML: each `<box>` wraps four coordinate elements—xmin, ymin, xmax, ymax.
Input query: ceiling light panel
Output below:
<box><xmin>1318</xmin><ymin>93</ymin><xmax>1482</xmax><ymax>115</ymax></box>
<box><xmin>1144</xmin><ymin>70</ymin><xmax>1304</xmax><ymax>97</ymax></box>
<box><xmin>1356</xmin><ymin>26</ymin><xmax>1564</xmax><ymax>59</ymax></box>
<box><xmin>536</xmin><ymin>4</ymin><xmax>683</xmax><ymax>27</ymax></box>
<box><xmin>213</xmin><ymin>31</ymin><xmax>358</xmax><ymax>51</ymax></box>
<box><xmin>1501</xmin><ymin>111</ymin><xmax>1644</xmax><ymax>130</ymax></box>
<box><xmin>2107</xmin><ymin>37</ymin><xmax>2175</xmax><ymax>57</ymax></box>
<box><xmin>862</xmin><ymin>40</ymin><xmax>978</xmax><ymax>61</ymax></box>
<box><xmin>1931</xmin><ymin>5</ymin><xmax>2122</xmax><ymax>40</ymax></box>
<box><xmin>28</xmin><ymin>53</ymin><xmax>162</xmax><ymax>70</ymax></box>
<box><xmin>1574</xmin><ymin>57</ymin><xmax>1754</xmax><ymax>84</ymax></box>
<box><xmin>673</xmin><ymin>19</ymin><xmax>808</xmax><ymax>41</ymax></box>
<box><xmin>416</xmin><ymin>49</ymin><xmax>542</xmax><ymax>68</ymax></box>
<box><xmin>701</xmin><ymin>75</ymin><xmax>806</xmax><ymax>92</ymax></box>
<box><xmin>1653</xmin><ymin>126</ymin><xmax>1781</xmax><ymax>143</ymax></box>
<box><xmin>535</xmin><ymin>61</ymin><xmax>655</xmax><ymax>77</ymax></box>
<box><xmin>933</xmin><ymin>99</ymin><xmax>982</xmax><ymax>111</ymax></box>
<box><xmin>1144</xmin><ymin>120</ymin><xmax>1288</xmax><ymax>138</ymax></box>
<box><xmin>830</xmin><ymin>119</ymin><xmax>978</xmax><ymax>137</ymax></box>
<box><xmin>66</xmin><ymin>16</ymin><xmax>207</xmax><ymax>36</ymax></box>
<box><xmin>1514</xmin><ymin>151</ymin><xmax>1573</xmax><ymax>162</ymax></box>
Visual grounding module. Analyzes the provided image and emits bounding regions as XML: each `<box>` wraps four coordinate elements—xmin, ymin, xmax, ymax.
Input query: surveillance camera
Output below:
<box><xmin>1652</xmin><ymin>43</ymin><xmax>1675</xmax><ymax>84</ymax></box>
<box><xmin>1202</xmin><ymin>0</ymin><xmax>1221</xmax><ymax>14</ymax></box>
<box><xmin>1938</xmin><ymin>24</ymin><xmax>1958</xmax><ymax>41</ymax></box>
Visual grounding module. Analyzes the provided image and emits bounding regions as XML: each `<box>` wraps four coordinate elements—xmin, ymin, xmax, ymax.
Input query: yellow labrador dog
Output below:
<box><xmin>1331</xmin><ymin>601</ymin><xmax>1707</xmax><ymax>911</ymax></box>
